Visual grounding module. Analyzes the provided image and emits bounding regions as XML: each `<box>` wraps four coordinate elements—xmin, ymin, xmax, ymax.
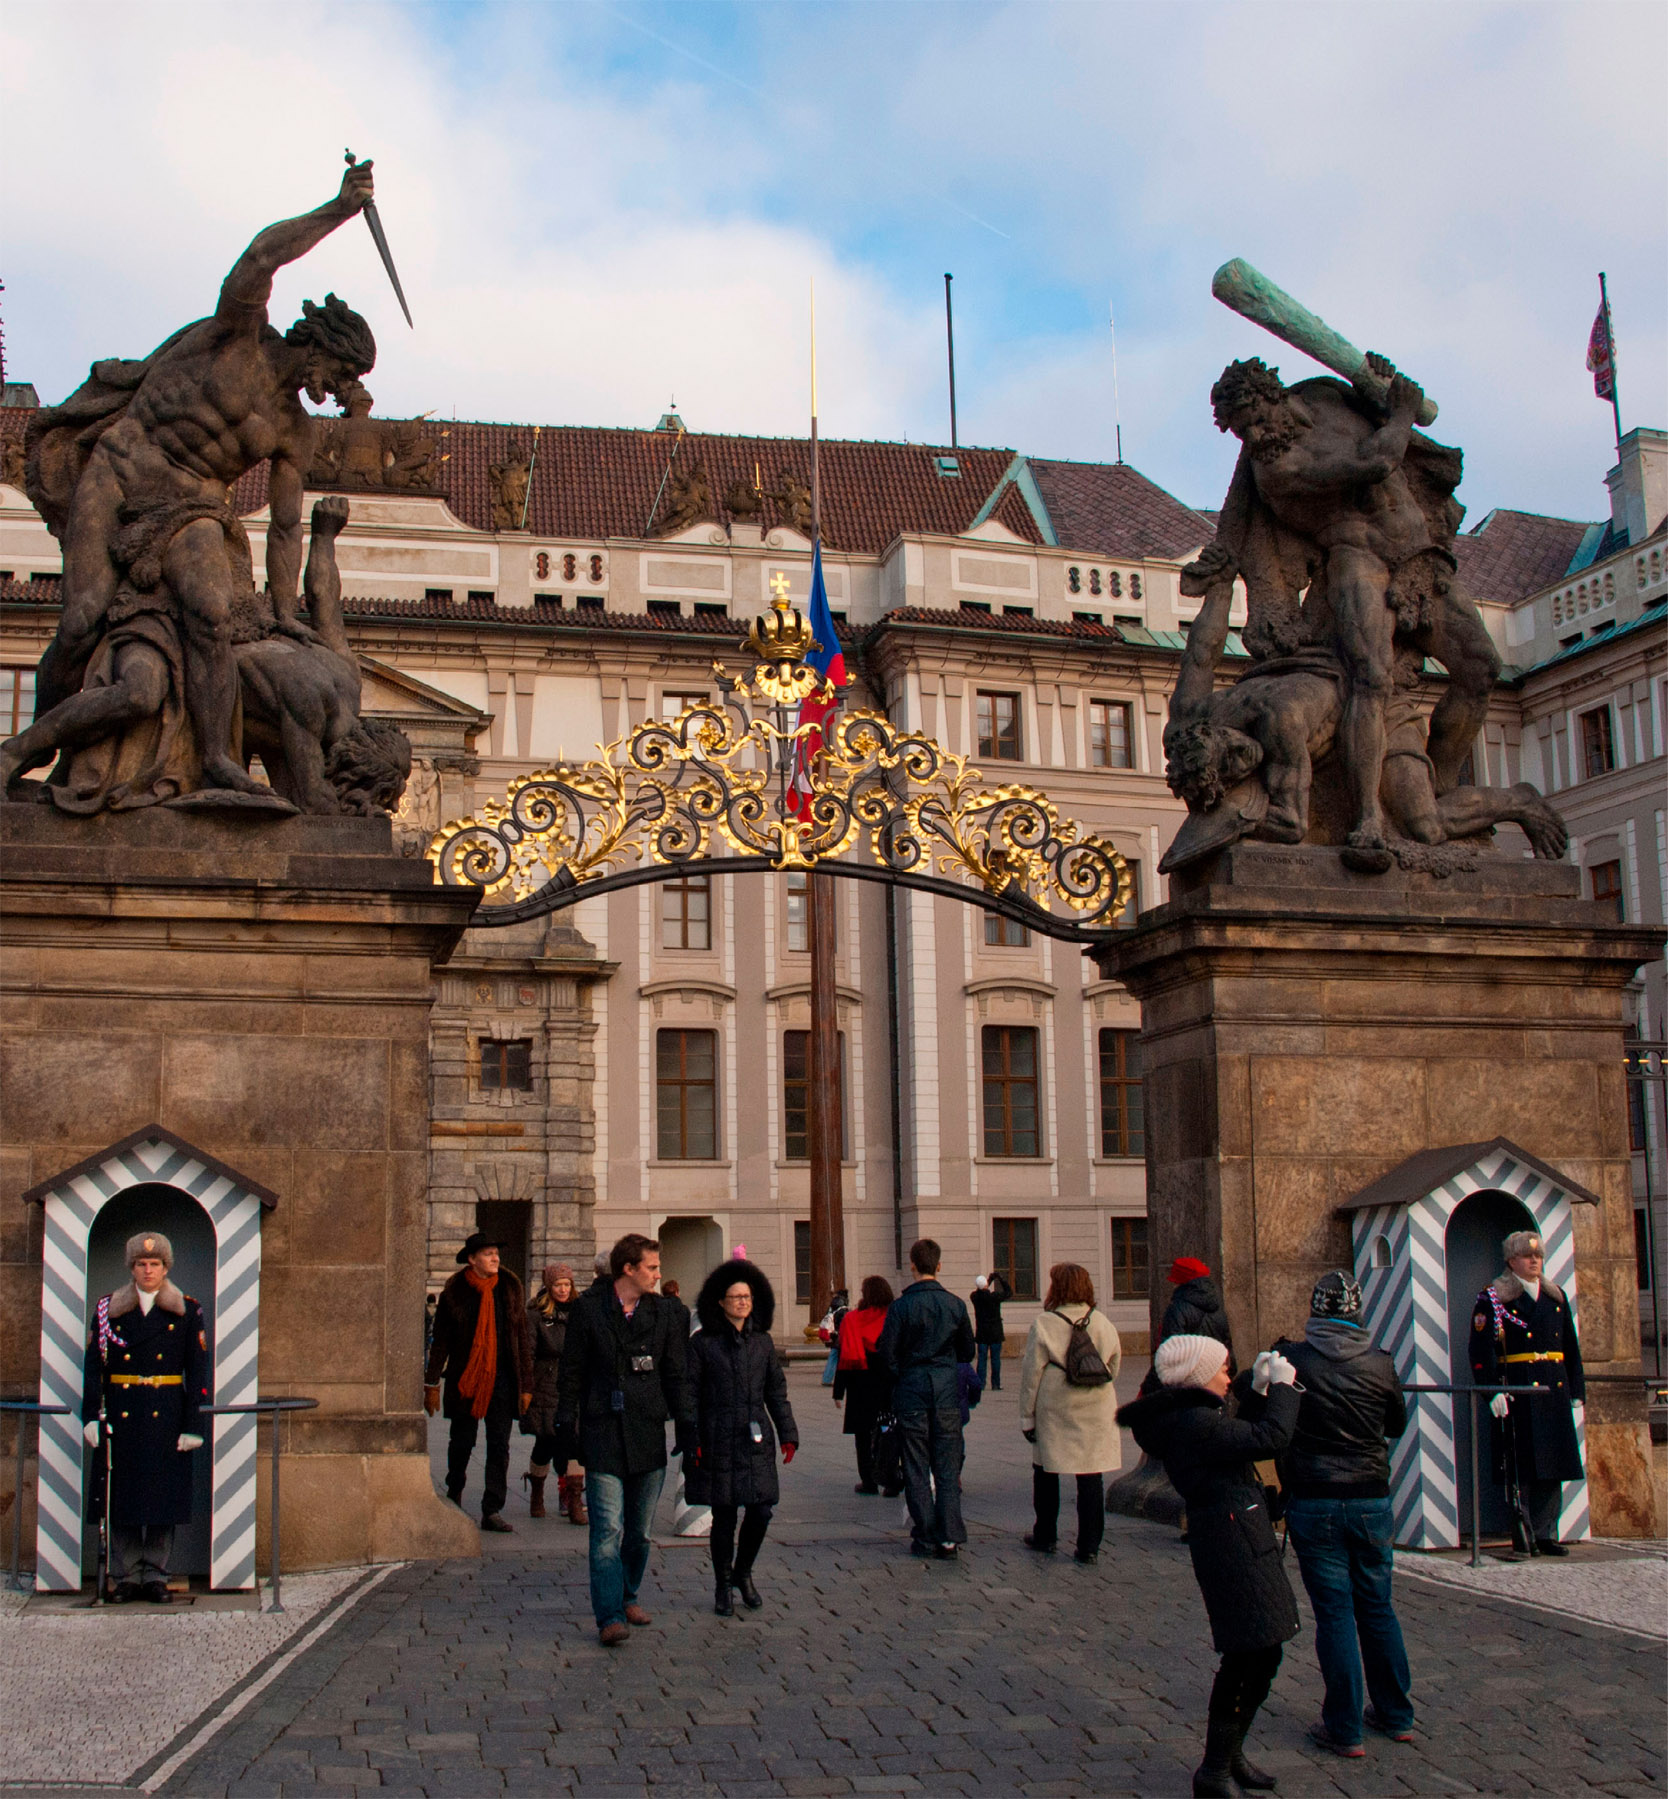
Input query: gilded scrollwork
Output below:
<box><xmin>428</xmin><ymin>699</ymin><xmax>1131</xmax><ymax>935</ymax></box>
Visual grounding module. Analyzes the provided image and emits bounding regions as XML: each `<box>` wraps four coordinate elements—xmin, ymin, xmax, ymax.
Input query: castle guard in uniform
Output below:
<box><xmin>80</xmin><ymin>1232</ymin><xmax>210</xmax><ymax>1601</ymax></box>
<box><xmin>1468</xmin><ymin>1228</ymin><xmax>1586</xmax><ymax>1556</ymax></box>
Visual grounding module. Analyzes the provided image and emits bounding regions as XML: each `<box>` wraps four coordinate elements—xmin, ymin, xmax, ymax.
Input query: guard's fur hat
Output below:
<box><xmin>126</xmin><ymin>1231</ymin><xmax>173</xmax><ymax>1270</ymax></box>
<box><xmin>695</xmin><ymin>1257</ymin><xmax>776</xmax><ymax>1335</ymax></box>
<box><xmin>1502</xmin><ymin>1230</ymin><xmax>1543</xmax><ymax>1261</ymax></box>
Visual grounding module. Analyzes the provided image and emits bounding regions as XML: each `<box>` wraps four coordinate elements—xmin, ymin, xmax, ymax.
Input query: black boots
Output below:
<box><xmin>1191</xmin><ymin>1712</ymin><xmax>1239</xmax><ymax>1797</ymax></box>
<box><xmin>733</xmin><ymin>1569</ymin><xmax>762</xmax><ymax>1609</ymax></box>
<box><xmin>1230</xmin><ymin>1743</ymin><xmax>1277</xmax><ymax>1790</ymax></box>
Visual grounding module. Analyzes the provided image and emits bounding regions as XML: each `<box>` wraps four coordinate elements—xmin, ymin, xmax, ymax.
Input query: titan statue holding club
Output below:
<box><xmin>7</xmin><ymin>157</ymin><xmax>409</xmax><ymax>804</ymax></box>
<box><xmin>1162</xmin><ymin>260</ymin><xmax>1563</xmax><ymax>875</ymax></box>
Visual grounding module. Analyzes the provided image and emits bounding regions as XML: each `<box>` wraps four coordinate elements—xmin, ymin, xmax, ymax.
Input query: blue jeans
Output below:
<box><xmin>585</xmin><ymin>1467</ymin><xmax>665</xmax><ymax>1628</ymax></box>
<box><xmin>976</xmin><ymin>1341</ymin><xmax>1002</xmax><ymax>1389</ymax></box>
<box><xmin>1286</xmin><ymin>1496</ymin><xmax>1414</xmax><ymax>1742</ymax></box>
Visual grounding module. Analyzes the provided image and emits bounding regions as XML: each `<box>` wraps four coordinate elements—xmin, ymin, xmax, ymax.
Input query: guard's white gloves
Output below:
<box><xmin>83</xmin><ymin>1421</ymin><xmax>99</xmax><ymax>1447</ymax></box>
<box><xmin>1264</xmin><ymin>1352</ymin><xmax>1298</xmax><ymax>1387</ymax></box>
<box><xmin>1490</xmin><ymin>1393</ymin><xmax>1510</xmax><ymax>1419</ymax></box>
<box><xmin>1572</xmin><ymin>1400</ymin><xmax>1585</xmax><ymax>1428</ymax></box>
<box><xmin>176</xmin><ymin>1433</ymin><xmax>203</xmax><ymax>1452</ymax></box>
<box><xmin>1251</xmin><ymin>1351</ymin><xmax>1276</xmax><ymax>1395</ymax></box>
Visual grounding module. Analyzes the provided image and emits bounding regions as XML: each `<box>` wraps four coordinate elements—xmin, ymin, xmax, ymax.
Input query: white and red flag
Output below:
<box><xmin>1586</xmin><ymin>301</ymin><xmax>1616</xmax><ymax>401</ymax></box>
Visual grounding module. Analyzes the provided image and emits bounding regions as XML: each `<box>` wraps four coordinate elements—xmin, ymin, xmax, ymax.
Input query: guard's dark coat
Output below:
<box><xmin>556</xmin><ymin>1283</ymin><xmax>693</xmax><ymax>1476</ymax></box>
<box><xmin>424</xmin><ymin>1268</ymin><xmax>535</xmax><ymax>1421</ymax></box>
<box><xmin>81</xmin><ymin>1282</ymin><xmax>209</xmax><ymax>1529</ymax></box>
<box><xmin>1468</xmin><ymin>1274</ymin><xmax>1585</xmax><ymax>1484</ymax></box>
<box><xmin>684</xmin><ymin>1261</ymin><xmax>798</xmax><ymax>1508</ymax></box>
<box><xmin>1119</xmin><ymin>1381</ymin><xmax>1301</xmax><ymax>1656</ymax></box>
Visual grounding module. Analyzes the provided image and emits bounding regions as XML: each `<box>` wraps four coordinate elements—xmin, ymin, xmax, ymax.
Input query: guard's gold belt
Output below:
<box><xmin>1502</xmin><ymin>1352</ymin><xmax>1563</xmax><ymax>1364</ymax></box>
<box><xmin>109</xmin><ymin>1374</ymin><xmax>183</xmax><ymax>1386</ymax></box>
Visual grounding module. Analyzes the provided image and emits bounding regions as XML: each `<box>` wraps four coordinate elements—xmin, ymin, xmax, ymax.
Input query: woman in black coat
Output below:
<box><xmin>523</xmin><ymin>1264</ymin><xmax>584</xmax><ymax>1523</ymax></box>
<box><xmin>686</xmin><ymin>1259</ymin><xmax>798</xmax><ymax>1616</ymax></box>
<box><xmin>1118</xmin><ymin>1335</ymin><xmax>1301</xmax><ymax>1798</ymax></box>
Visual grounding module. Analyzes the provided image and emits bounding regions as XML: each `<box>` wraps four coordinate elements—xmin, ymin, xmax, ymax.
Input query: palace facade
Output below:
<box><xmin>1</xmin><ymin>398</ymin><xmax>1661</xmax><ymax>1348</ymax></box>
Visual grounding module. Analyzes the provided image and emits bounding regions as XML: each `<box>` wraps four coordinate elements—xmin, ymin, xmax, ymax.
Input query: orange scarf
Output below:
<box><xmin>456</xmin><ymin>1269</ymin><xmax>500</xmax><ymax>1419</ymax></box>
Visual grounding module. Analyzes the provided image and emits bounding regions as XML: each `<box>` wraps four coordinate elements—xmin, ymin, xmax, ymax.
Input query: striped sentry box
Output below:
<box><xmin>1348</xmin><ymin>1142</ymin><xmax>1589</xmax><ymax>1551</ymax></box>
<box><xmin>27</xmin><ymin>1128</ymin><xmax>272</xmax><ymax>1592</ymax></box>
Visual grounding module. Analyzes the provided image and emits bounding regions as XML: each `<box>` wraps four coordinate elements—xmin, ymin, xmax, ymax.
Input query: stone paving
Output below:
<box><xmin>2</xmin><ymin>1364</ymin><xmax>1662</xmax><ymax>1796</ymax></box>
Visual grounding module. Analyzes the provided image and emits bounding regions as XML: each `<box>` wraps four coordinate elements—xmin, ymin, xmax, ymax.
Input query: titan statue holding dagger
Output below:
<box><xmin>4</xmin><ymin>156</ymin><xmax>415</xmax><ymax>810</ymax></box>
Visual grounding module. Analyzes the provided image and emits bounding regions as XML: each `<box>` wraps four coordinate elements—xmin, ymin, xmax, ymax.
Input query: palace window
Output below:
<box><xmin>1581</xmin><ymin>706</ymin><xmax>1615</xmax><ymax>778</ymax></box>
<box><xmin>1090</xmin><ymin>699</ymin><xmax>1134</xmax><ymax>769</ymax></box>
<box><xmin>662</xmin><ymin>873</ymin><xmax>712</xmax><ymax>950</ymax></box>
<box><xmin>992</xmin><ymin>1218</ymin><xmax>1039</xmax><ymax>1300</ymax></box>
<box><xmin>656</xmin><ymin>1028</ymin><xmax>718</xmax><ymax>1159</ymax></box>
<box><xmin>1626</xmin><ymin>1029</ymin><xmax>1648</xmax><ymax>1152</ymax></box>
<box><xmin>662</xmin><ymin>690</ymin><xmax>709</xmax><ymax>719</ymax></box>
<box><xmin>782</xmin><ymin>1030</ymin><xmax>849</xmax><ymax>1161</ymax></box>
<box><xmin>479</xmin><ymin>1038</ymin><xmax>533</xmax><ymax>1092</ymax></box>
<box><xmin>1118</xmin><ymin>862</ymin><xmax>1143</xmax><ymax>926</ymax></box>
<box><xmin>982</xmin><ymin>1025</ymin><xmax>1041</xmax><ymax>1157</ymax></box>
<box><xmin>785</xmin><ymin>870</ymin><xmax>808</xmax><ymax>951</ymax></box>
<box><xmin>976</xmin><ymin>690</ymin><xmax>1022</xmax><ymax>761</ymax></box>
<box><xmin>1110</xmin><ymin>1217</ymin><xmax>1149</xmax><ymax>1300</ymax></box>
<box><xmin>1099</xmin><ymin>1029</ymin><xmax>1144</xmax><ymax>1157</ymax></box>
<box><xmin>0</xmin><ymin>666</ymin><xmax>35</xmax><ymax>736</ymax></box>
<box><xmin>1591</xmin><ymin>860</ymin><xmax>1624</xmax><ymax>921</ymax></box>
<box><xmin>984</xmin><ymin>911</ymin><xmax>1031</xmax><ymax>947</ymax></box>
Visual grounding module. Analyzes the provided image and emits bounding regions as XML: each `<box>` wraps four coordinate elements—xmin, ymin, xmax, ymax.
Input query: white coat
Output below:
<box><xmin>1019</xmin><ymin>1304</ymin><xmax>1123</xmax><ymax>1476</ymax></box>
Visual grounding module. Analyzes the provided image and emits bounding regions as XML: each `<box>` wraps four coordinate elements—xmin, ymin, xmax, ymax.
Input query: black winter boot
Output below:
<box><xmin>711</xmin><ymin>1541</ymin><xmax>734</xmax><ymax>1616</ymax></box>
<box><xmin>1192</xmin><ymin>1714</ymin><xmax>1238</xmax><ymax>1798</ymax></box>
<box><xmin>1229</xmin><ymin>1741</ymin><xmax>1277</xmax><ymax>1791</ymax></box>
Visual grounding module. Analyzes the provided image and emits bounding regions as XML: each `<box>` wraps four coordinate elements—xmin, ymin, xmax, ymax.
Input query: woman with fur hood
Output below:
<box><xmin>686</xmin><ymin>1258</ymin><xmax>799</xmax><ymax>1616</ymax></box>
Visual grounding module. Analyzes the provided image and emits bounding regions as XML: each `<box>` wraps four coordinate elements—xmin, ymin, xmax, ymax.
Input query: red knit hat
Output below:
<box><xmin>1168</xmin><ymin>1256</ymin><xmax>1212</xmax><ymax>1284</ymax></box>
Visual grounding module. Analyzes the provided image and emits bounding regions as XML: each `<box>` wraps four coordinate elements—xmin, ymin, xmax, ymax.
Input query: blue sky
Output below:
<box><xmin>6</xmin><ymin>0</ymin><xmax>1664</xmax><ymax>526</ymax></box>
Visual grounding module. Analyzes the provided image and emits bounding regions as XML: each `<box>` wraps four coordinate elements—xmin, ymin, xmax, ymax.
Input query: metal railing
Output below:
<box><xmin>1403</xmin><ymin>1382</ymin><xmax>1550</xmax><ymax>1568</ymax></box>
<box><xmin>204</xmin><ymin>1397</ymin><xmax>318</xmax><ymax>1612</ymax></box>
<box><xmin>1</xmin><ymin>1399</ymin><xmax>70</xmax><ymax>1591</ymax></box>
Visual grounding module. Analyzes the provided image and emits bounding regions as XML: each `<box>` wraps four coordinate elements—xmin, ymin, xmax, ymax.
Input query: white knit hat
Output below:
<box><xmin>1154</xmin><ymin>1333</ymin><xmax>1228</xmax><ymax>1389</ymax></box>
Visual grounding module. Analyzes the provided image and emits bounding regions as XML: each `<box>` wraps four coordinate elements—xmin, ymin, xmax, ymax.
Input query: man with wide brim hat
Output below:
<box><xmin>424</xmin><ymin>1233</ymin><xmax>534</xmax><ymax>1531</ymax></box>
<box><xmin>80</xmin><ymin>1231</ymin><xmax>209</xmax><ymax>1602</ymax></box>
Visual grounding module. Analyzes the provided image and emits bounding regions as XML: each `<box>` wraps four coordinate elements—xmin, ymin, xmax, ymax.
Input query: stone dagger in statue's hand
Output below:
<box><xmin>344</xmin><ymin>149</ymin><xmax>414</xmax><ymax>329</ymax></box>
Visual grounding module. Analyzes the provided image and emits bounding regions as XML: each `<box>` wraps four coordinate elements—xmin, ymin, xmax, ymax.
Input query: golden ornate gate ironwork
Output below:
<box><xmin>427</xmin><ymin>586</ymin><xmax>1132</xmax><ymax>944</ymax></box>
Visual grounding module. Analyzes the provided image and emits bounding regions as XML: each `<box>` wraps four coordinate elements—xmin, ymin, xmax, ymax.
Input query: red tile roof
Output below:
<box><xmin>1456</xmin><ymin>508</ymin><xmax>1594</xmax><ymax>605</ymax></box>
<box><xmin>1027</xmin><ymin>459</ymin><xmax>1215</xmax><ymax>561</ymax></box>
<box><xmin>222</xmin><ymin>421</ymin><xmax>1032</xmax><ymax>554</ymax></box>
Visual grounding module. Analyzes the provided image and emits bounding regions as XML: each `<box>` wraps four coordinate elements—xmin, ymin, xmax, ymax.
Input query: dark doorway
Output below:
<box><xmin>1445</xmin><ymin>1188</ymin><xmax>1536</xmax><ymax>1540</ymax></box>
<box><xmin>84</xmin><ymin>1184</ymin><xmax>217</xmax><ymax>1580</ymax></box>
<box><xmin>475</xmin><ymin>1200</ymin><xmax>531</xmax><ymax>1292</ymax></box>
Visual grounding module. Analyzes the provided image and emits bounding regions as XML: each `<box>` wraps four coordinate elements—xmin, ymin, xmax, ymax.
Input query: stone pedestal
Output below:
<box><xmin>1096</xmin><ymin>843</ymin><xmax>1663</xmax><ymax>1537</ymax></box>
<box><xmin>0</xmin><ymin>803</ymin><xmax>481</xmax><ymax>1574</ymax></box>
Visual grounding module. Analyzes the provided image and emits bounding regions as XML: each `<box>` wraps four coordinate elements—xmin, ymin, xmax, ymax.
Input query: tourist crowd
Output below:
<box><xmin>421</xmin><ymin>1225</ymin><xmax>1577</xmax><ymax>1795</ymax></box>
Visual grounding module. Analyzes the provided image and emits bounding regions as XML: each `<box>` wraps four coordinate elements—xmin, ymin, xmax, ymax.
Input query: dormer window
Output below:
<box><xmin>934</xmin><ymin>456</ymin><xmax>962</xmax><ymax>477</ymax></box>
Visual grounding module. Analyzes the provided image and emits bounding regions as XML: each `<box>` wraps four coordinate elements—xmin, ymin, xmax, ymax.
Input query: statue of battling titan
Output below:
<box><xmin>1161</xmin><ymin>261</ymin><xmax>1565</xmax><ymax>874</ymax></box>
<box><xmin>2</xmin><ymin>160</ymin><xmax>409</xmax><ymax>814</ymax></box>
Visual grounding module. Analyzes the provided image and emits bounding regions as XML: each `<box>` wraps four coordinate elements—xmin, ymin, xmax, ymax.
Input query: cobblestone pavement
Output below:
<box><xmin>5</xmin><ymin>1366</ymin><xmax>1663</xmax><ymax>1797</ymax></box>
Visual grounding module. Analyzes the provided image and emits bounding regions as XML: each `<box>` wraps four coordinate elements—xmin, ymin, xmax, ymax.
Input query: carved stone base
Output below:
<box><xmin>0</xmin><ymin>804</ymin><xmax>481</xmax><ymax>1575</ymax></box>
<box><xmin>1096</xmin><ymin>842</ymin><xmax>1664</xmax><ymax>1538</ymax></box>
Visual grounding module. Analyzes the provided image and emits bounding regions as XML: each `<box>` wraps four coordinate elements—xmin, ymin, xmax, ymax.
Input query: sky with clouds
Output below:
<box><xmin>5</xmin><ymin>0</ymin><xmax>1663</xmax><ymax>527</ymax></box>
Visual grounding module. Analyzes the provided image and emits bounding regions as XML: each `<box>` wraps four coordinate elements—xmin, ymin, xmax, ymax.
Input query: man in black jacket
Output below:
<box><xmin>970</xmin><ymin>1271</ymin><xmax>1012</xmax><ymax>1391</ymax></box>
<box><xmin>424</xmin><ymin>1234</ymin><xmax>534</xmax><ymax>1533</ymax></box>
<box><xmin>1275</xmin><ymin>1270</ymin><xmax>1414</xmax><ymax>1757</ymax></box>
<box><xmin>556</xmin><ymin>1233</ymin><xmax>695</xmax><ymax>1645</ymax></box>
<box><xmin>877</xmin><ymin>1238</ymin><xmax>976</xmax><ymax>1559</ymax></box>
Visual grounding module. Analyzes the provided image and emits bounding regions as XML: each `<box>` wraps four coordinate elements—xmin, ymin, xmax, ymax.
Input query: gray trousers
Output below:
<box><xmin>110</xmin><ymin>1523</ymin><xmax>174</xmax><ymax>1584</ymax></box>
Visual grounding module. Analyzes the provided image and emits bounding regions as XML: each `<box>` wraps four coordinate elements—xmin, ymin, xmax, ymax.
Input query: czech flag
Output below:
<box><xmin>787</xmin><ymin>541</ymin><xmax>846</xmax><ymax>820</ymax></box>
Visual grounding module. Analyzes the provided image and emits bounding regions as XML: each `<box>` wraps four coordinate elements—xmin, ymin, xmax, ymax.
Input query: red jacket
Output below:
<box><xmin>837</xmin><ymin>1304</ymin><xmax>888</xmax><ymax>1371</ymax></box>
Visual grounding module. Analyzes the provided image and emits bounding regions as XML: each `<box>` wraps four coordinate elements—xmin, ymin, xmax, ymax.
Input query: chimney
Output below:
<box><xmin>1605</xmin><ymin>426</ymin><xmax>1668</xmax><ymax>547</ymax></box>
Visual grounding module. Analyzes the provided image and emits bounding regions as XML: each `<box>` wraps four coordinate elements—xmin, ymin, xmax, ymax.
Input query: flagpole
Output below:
<box><xmin>1599</xmin><ymin>272</ymin><xmax>1624</xmax><ymax>461</ymax></box>
<box><xmin>805</xmin><ymin>275</ymin><xmax>845</xmax><ymax>1328</ymax></box>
